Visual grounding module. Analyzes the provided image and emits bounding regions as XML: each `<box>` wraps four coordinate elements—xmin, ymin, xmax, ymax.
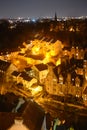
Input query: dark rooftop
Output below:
<box><xmin>0</xmin><ymin>60</ymin><xmax>10</xmax><ymax>71</ymax></box>
<box><xmin>35</xmin><ymin>63</ymin><xmax>48</xmax><ymax>71</ymax></box>
<box><xmin>0</xmin><ymin>98</ymin><xmax>45</xmax><ymax>130</ymax></box>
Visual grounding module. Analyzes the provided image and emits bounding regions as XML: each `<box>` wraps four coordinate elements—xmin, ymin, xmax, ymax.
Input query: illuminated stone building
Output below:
<box><xmin>45</xmin><ymin>64</ymin><xmax>58</xmax><ymax>95</ymax></box>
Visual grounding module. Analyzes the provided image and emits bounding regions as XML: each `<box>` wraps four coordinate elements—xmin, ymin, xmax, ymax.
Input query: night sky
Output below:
<box><xmin>0</xmin><ymin>0</ymin><xmax>87</xmax><ymax>19</ymax></box>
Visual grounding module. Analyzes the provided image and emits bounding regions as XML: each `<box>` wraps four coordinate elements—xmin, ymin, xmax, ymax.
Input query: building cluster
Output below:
<box><xmin>0</xmin><ymin>16</ymin><xmax>87</xmax><ymax>130</ymax></box>
<box><xmin>1</xmin><ymin>16</ymin><xmax>87</xmax><ymax>33</ymax></box>
<box><xmin>0</xmin><ymin>37</ymin><xmax>87</xmax><ymax>106</ymax></box>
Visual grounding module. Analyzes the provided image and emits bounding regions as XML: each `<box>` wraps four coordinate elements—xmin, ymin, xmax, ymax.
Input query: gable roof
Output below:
<box><xmin>83</xmin><ymin>87</ymin><xmax>87</xmax><ymax>94</ymax></box>
<box><xmin>12</xmin><ymin>71</ymin><xmax>20</xmax><ymax>77</ymax></box>
<box><xmin>35</xmin><ymin>63</ymin><xmax>48</xmax><ymax>71</ymax></box>
<box><xmin>53</xmin><ymin>66</ymin><xmax>59</xmax><ymax>78</ymax></box>
<box><xmin>25</xmin><ymin>67</ymin><xmax>32</xmax><ymax>72</ymax></box>
<box><xmin>20</xmin><ymin>71</ymin><xmax>32</xmax><ymax>81</ymax></box>
<box><xmin>26</xmin><ymin>54</ymin><xmax>44</xmax><ymax>60</ymax></box>
<box><xmin>0</xmin><ymin>112</ymin><xmax>18</xmax><ymax>130</ymax></box>
<box><xmin>12</xmin><ymin>71</ymin><xmax>33</xmax><ymax>81</ymax></box>
<box><xmin>22</xmin><ymin>100</ymin><xmax>45</xmax><ymax>130</ymax></box>
<box><xmin>0</xmin><ymin>60</ymin><xmax>11</xmax><ymax>71</ymax></box>
<box><xmin>0</xmin><ymin>99</ymin><xmax>45</xmax><ymax>130</ymax></box>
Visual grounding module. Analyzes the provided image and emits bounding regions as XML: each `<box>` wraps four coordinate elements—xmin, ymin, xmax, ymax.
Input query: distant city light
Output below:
<box><xmin>32</xmin><ymin>19</ymin><xmax>36</xmax><ymax>22</ymax></box>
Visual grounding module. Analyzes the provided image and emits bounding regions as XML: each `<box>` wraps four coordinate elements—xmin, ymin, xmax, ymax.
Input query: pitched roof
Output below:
<box><xmin>35</xmin><ymin>63</ymin><xmax>48</xmax><ymax>71</ymax></box>
<box><xmin>47</xmin><ymin>62</ymin><xmax>55</xmax><ymax>67</ymax></box>
<box><xmin>26</xmin><ymin>54</ymin><xmax>44</xmax><ymax>60</ymax></box>
<box><xmin>53</xmin><ymin>66</ymin><xmax>59</xmax><ymax>78</ymax></box>
<box><xmin>25</xmin><ymin>67</ymin><xmax>32</xmax><ymax>72</ymax></box>
<box><xmin>0</xmin><ymin>60</ymin><xmax>10</xmax><ymax>71</ymax></box>
<box><xmin>83</xmin><ymin>87</ymin><xmax>87</xmax><ymax>94</ymax></box>
<box><xmin>22</xmin><ymin>100</ymin><xmax>45</xmax><ymax>130</ymax></box>
<box><xmin>0</xmin><ymin>100</ymin><xmax>45</xmax><ymax>130</ymax></box>
<box><xmin>20</xmin><ymin>71</ymin><xmax>32</xmax><ymax>81</ymax></box>
<box><xmin>0</xmin><ymin>112</ymin><xmax>18</xmax><ymax>130</ymax></box>
<box><xmin>12</xmin><ymin>71</ymin><xmax>20</xmax><ymax>77</ymax></box>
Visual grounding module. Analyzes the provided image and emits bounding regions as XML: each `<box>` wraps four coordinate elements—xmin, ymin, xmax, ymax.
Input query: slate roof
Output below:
<box><xmin>20</xmin><ymin>71</ymin><xmax>32</xmax><ymax>81</ymax></box>
<box><xmin>12</xmin><ymin>71</ymin><xmax>33</xmax><ymax>81</ymax></box>
<box><xmin>25</xmin><ymin>67</ymin><xmax>32</xmax><ymax>72</ymax></box>
<box><xmin>0</xmin><ymin>112</ymin><xmax>18</xmax><ymax>130</ymax></box>
<box><xmin>35</xmin><ymin>63</ymin><xmax>48</xmax><ymax>71</ymax></box>
<box><xmin>22</xmin><ymin>100</ymin><xmax>45</xmax><ymax>130</ymax></box>
<box><xmin>83</xmin><ymin>87</ymin><xmax>87</xmax><ymax>94</ymax></box>
<box><xmin>0</xmin><ymin>99</ymin><xmax>45</xmax><ymax>130</ymax></box>
<box><xmin>0</xmin><ymin>60</ymin><xmax>10</xmax><ymax>71</ymax></box>
<box><xmin>53</xmin><ymin>66</ymin><xmax>59</xmax><ymax>78</ymax></box>
<box><xmin>47</xmin><ymin>62</ymin><xmax>55</xmax><ymax>67</ymax></box>
<box><xmin>26</xmin><ymin>54</ymin><xmax>45</xmax><ymax>60</ymax></box>
<box><xmin>12</xmin><ymin>71</ymin><xmax>20</xmax><ymax>77</ymax></box>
